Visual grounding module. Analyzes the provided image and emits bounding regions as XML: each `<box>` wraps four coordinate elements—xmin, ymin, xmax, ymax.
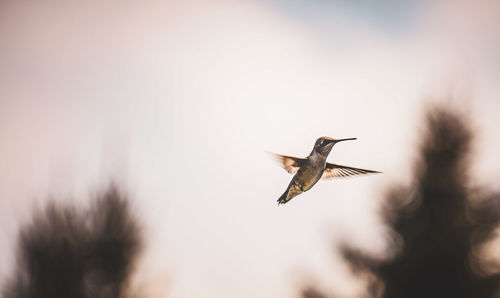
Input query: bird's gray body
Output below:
<box><xmin>285</xmin><ymin>151</ymin><xmax>326</xmax><ymax>198</ymax></box>
<box><xmin>275</xmin><ymin>136</ymin><xmax>380</xmax><ymax>204</ymax></box>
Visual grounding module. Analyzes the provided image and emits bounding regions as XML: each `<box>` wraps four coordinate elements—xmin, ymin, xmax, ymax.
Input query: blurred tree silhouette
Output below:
<box><xmin>303</xmin><ymin>106</ymin><xmax>500</xmax><ymax>298</ymax></box>
<box><xmin>301</xmin><ymin>287</ymin><xmax>328</xmax><ymax>298</ymax></box>
<box><xmin>3</xmin><ymin>186</ymin><xmax>142</xmax><ymax>298</ymax></box>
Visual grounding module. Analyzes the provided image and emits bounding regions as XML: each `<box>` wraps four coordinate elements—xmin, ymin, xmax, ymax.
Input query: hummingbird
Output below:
<box><xmin>273</xmin><ymin>136</ymin><xmax>380</xmax><ymax>204</ymax></box>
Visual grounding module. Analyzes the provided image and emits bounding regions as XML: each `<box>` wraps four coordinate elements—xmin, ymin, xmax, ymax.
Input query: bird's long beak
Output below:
<box><xmin>334</xmin><ymin>138</ymin><xmax>357</xmax><ymax>143</ymax></box>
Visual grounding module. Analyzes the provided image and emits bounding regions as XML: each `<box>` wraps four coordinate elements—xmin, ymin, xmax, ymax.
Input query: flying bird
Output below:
<box><xmin>273</xmin><ymin>136</ymin><xmax>380</xmax><ymax>204</ymax></box>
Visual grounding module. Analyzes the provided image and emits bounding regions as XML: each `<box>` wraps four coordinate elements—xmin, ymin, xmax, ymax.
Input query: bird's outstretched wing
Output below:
<box><xmin>321</xmin><ymin>163</ymin><xmax>380</xmax><ymax>179</ymax></box>
<box><xmin>271</xmin><ymin>153</ymin><xmax>305</xmax><ymax>174</ymax></box>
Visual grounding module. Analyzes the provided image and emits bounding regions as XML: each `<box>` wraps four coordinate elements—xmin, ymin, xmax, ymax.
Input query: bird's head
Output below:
<box><xmin>314</xmin><ymin>136</ymin><xmax>357</xmax><ymax>155</ymax></box>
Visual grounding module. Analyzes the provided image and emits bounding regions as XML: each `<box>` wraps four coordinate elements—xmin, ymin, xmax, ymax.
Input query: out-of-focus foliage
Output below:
<box><xmin>3</xmin><ymin>186</ymin><xmax>142</xmax><ymax>298</ymax></box>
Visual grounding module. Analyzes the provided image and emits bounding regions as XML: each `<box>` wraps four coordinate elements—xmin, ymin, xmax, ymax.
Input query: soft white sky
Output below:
<box><xmin>1</xmin><ymin>0</ymin><xmax>499</xmax><ymax>297</ymax></box>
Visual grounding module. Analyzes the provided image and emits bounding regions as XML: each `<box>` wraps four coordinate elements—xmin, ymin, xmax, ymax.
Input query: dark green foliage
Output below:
<box><xmin>3</xmin><ymin>186</ymin><xmax>142</xmax><ymax>298</ymax></box>
<box><xmin>369</xmin><ymin>108</ymin><xmax>500</xmax><ymax>298</ymax></box>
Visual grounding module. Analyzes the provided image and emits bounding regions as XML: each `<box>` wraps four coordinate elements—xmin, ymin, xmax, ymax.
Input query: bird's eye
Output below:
<box><xmin>319</xmin><ymin>140</ymin><xmax>324</xmax><ymax>146</ymax></box>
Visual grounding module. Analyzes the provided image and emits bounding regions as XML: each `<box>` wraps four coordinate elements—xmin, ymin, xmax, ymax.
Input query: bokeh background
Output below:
<box><xmin>1</xmin><ymin>0</ymin><xmax>500</xmax><ymax>297</ymax></box>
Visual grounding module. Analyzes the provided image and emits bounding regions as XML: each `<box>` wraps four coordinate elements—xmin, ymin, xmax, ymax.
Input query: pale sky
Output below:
<box><xmin>1</xmin><ymin>1</ymin><xmax>500</xmax><ymax>297</ymax></box>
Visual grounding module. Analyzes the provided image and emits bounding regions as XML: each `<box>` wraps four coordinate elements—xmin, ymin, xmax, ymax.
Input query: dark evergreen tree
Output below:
<box><xmin>369</xmin><ymin>108</ymin><xmax>500</xmax><ymax>298</ymax></box>
<box><xmin>3</xmin><ymin>186</ymin><xmax>142</xmax><ymax>298</ymax></box>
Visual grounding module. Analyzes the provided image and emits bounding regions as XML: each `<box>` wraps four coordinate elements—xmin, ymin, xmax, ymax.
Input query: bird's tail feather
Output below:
<box><xmin>277</xmin><ymin>189</ymin><xmax>290</xmax><ymax>205</ymax></box>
